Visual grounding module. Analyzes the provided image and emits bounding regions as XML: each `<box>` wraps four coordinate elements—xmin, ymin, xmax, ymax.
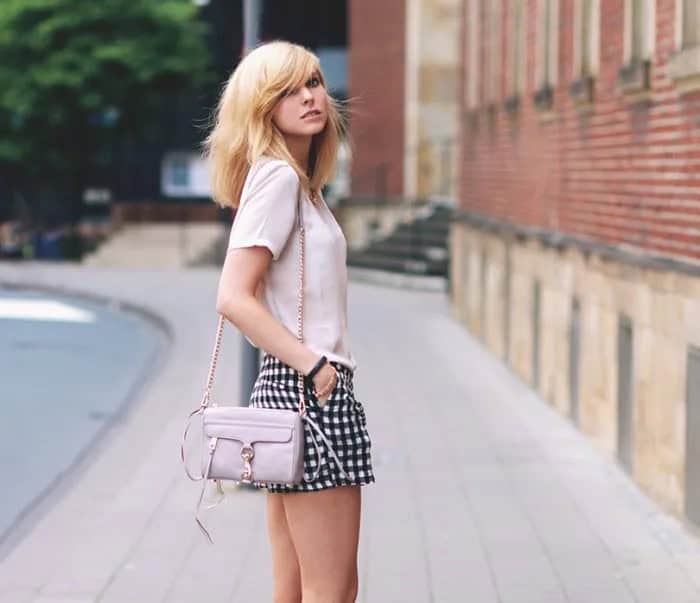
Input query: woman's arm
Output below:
<box><xmin>216</xmin><ymin>243</ymin><xmax>332</xmax><ymax>392</ymax></box>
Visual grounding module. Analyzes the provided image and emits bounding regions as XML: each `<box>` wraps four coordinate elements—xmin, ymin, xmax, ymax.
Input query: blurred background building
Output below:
<box><xmin>451</xmin><ymin>0</ymin><xmax>700</xmax><ymax>527</ymax></box>
<box><xmin>162</xmin><ymin>0</ymin><xmax>350</xmax><ymax>205</ymax></box>
<box><xmin>342</xmin><ymin>0</ymin><xmax>454</xmax><ymax>278</ymax></box>
<box><xmin>0</xmin><ymin>0</ymin><xmax>350</xmax><ymax>260</ymax></box>
<box><xmin>349</xmin><ymin>0</ymin><xmax>461</xmax><ymax>202</ymax></box>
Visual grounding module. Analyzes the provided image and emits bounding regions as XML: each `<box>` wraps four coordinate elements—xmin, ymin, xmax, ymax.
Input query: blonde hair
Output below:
<box><xmin>202</xmin><ymin>40</ymin><xmax>350</xmax><ymax>209</ymax></box>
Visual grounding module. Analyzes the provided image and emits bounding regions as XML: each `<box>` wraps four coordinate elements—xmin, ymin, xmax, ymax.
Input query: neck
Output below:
<box><xmin>285</xmin><ymin>135</ymin><xmax>312</xmax><ymax>174</ymax></box>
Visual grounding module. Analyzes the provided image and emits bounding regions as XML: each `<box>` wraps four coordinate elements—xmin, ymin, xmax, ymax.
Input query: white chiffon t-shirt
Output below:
<box><xmin>227</xmin><ymin>155</ymin><xmax>357</xmax><ymax>373</ymax></box>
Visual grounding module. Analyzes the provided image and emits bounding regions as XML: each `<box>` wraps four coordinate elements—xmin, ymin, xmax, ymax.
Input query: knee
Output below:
<box><xmin>302</xmin><ymin>575</ymin><xmax>358</xmax><ymax>603</ymax></box>
<box><xmin>272</xmin><ymin>571</ymin><xmax>301</xmax><ymax>603</ymax></box>
<box><xmin>273</xmin><ymin>590</ymin><xmax>301</xmax><ymax>603</ymax></box>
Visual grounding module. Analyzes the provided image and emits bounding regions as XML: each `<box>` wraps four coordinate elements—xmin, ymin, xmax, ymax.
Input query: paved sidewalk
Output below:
<box><xmin>1</xmin><ymin>262</ymin><xmax>700</xmax><ymax>602</ymax></box>
<box><xmin>82</xmin><ymin>223</ymin><xmax>227</xmax><ymax>268</ymax></box>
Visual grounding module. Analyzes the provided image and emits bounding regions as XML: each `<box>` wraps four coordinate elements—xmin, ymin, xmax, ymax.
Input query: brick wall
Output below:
<box><xmin>461</xmin><ymin>0</ymin><xmax>700</xmax><ymax>264</ymax></box>
<box><xmin>347</xmin><ymin>0</ymin><xmax>405</xmax><ymax>197</ymax></box>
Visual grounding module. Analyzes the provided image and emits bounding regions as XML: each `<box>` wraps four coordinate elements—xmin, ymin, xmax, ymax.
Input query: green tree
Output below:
<box><xmin>0</xmin><ymin>0</ymin><xmax>215</xmax><ymax>223</ymax></box>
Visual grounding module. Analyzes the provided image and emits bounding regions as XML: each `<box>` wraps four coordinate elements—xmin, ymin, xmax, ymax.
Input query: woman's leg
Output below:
<box><xmin>267</xmin><ymin>492</ymin><xmax>302</xmax><ymax>603</ymax></box>
<box><xmin>282</xmin><ymin>485</ymin><xmax>362</xmax><ymax>603</ymax></box>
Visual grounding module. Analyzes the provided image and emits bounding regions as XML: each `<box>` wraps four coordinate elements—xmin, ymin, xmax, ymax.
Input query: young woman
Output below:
<box><xmin>204</xmin><ymin>40</ymin><xmax>375</xmax><ymax>603</ymax></box>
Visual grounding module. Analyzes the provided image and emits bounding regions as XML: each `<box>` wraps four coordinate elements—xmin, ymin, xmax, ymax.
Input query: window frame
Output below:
<box><xmin>534</xmin><ymin>0</ymin><xmax>559</xmax><ymax>111</ymax></box>
<box><xmin>618</xmin><ymin>0</ymin><xmax>655</xmax><ymax>95</ymax></box>
<box><xmin>485</xmin><ymin>0</ymin><xmax>502</xmax><ymax>107</ymax></box>
<box><xmin>676</xmin><ymin>0</ymin><xmax>700</xmax><ymax>50</ymax></box>
<box><xmin>505</xmin><ymin>0</ymin><xmax>526</xmax><ymax>113</ymax></box>
<box><xmin>669</xmin><ymin>0</ymin><xmax>700</xmax><ymax>92</ymax></box>
<box><xmin>570</xmin><ymin>0</ymin><xmax>600</xmax><ymax>105</ymax></box>
<box><xmin>465</xmin><ymin>0</ymin><xmax>481</xmax><ymax>112</ymax></box>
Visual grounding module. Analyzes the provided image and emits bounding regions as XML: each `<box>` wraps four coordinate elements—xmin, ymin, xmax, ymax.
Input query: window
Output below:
<box><xmin>506</xmin><ymin>0</ymin><xmax>526</xmax><ymax>111</ymax></box>
<box><xmin>535</xmin><ymin>0</ymin><xmax>559</xmax><ymax>109</ymax></box>
<box><xmin>170</xmin><ymin>159</ymin><xmax>189</xmax><ymax>187</ymax></box>
<box><xmin>680</xmin><ymin>0</ymin><xmax>700</xmax><ymax>49</ymax></box>
<box><xmin>619</xmin><ymin>0</ymin><xmax>654</xmax><ymax>93</ymax></box>
<box><xmin>161</xmin><ymin>152</ymin><xmax>211</xmax><ymax>198</ymax></box>
<box><xmin>669</xmin><ymin>0</ymin><xmax>700</xmax><ymax>92</ymax></box>
<box><xmin>630</xmin><ymin>0</ymin><xmax>645</xmax><ymax>60</ymax></box>
<box><xmin>573</xmin><ymin>0</ymin><xmax>599</xmax><ymax>79</ymax></box>
<box><xmin>485</xmin><ymin>0</ymin><xmax>501</xmax><ymax>106</ymax></box>
<box><xmin>570</xmin><ymin>0</ymin><xmax>599</xmax><ymax>104</ymax></box>
<box><xmin>466</xmin><ymin>0</ymin><xmax>480</xmax><ymax>111</ymax></box>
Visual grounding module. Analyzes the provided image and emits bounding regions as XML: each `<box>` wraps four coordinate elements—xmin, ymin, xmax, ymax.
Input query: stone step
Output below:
<box><xmin>349</xmin><ymin>204</ymin><xmax>452</xmax><ymax>279</ymax></box>
<box><xmin>384</xmin><ymin>230</ymin><xmax>448</xmax><ymax>248</ymax></box>
<box><xmin>393</xmin><ymin>221</ymin><xmax>451</xmax><ymax>238</ymax></box>
<box><xmin>366</xmin><ymin>241</ymin><xmax>449</xmax><ymax>262</ymax></box>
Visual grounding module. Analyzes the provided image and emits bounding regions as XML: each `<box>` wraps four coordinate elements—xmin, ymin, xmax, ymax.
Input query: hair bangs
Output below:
<box><xmin>277</xmin><ymin>50</ymin><xmax>322</xmax><ymax>97</ymax></box>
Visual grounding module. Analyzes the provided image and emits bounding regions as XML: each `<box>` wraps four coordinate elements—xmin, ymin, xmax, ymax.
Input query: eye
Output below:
<box><xmin>307</xmin><ymin>76</ymin><xmax>321</xmax><ymax>88</ymax></box>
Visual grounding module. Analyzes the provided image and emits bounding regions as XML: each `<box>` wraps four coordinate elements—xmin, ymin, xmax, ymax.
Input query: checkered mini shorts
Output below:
<box><xmin>248</xmin><ymin>353</ymin><xmax>375</xmax><ymax>492</ymax></box>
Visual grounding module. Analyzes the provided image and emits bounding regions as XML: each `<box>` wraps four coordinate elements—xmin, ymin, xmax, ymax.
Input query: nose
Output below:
<box><xmin>301</xmin><ymin>86</ymin><xmax>313</xmax><ymax>101</ymax></box>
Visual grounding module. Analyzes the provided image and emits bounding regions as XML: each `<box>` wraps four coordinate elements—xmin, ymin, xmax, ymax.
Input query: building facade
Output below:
<box><xmin>454</xmin><ymin>0</ymin><xmax>700</xmax><ymax>524</ymax></box>
<box><xmin>348</xmin><ymin>0</ymin><xmax>461</xmax><ymax>201</ymax></box>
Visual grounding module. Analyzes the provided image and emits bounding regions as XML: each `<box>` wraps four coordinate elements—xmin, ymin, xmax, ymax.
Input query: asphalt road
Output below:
<box><xmin>0</xmin><ymin>285</ymin><xmax>166</xmax><ymax>543</ymax></box>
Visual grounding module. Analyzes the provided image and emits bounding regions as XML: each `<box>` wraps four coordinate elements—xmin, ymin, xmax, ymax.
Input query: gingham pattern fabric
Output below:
<box><xmin>248</xmin><ymin>353</ymin><xmax>375</xmax><ymax>492</ymax></box>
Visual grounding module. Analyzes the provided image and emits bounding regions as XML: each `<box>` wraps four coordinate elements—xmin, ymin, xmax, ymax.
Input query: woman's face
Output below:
<box><xmin>271</xmin><ymin>70</ymin><xmax>328</xmax><ymax>138</ymax></box>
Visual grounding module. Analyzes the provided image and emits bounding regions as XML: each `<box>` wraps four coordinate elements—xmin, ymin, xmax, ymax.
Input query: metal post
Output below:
<box><xmin>239</xmin><ymin>0</ymin><xmax>263</xmax><ymax>406</ymax></box>
<box><xmin>441</xmin><ymin>138</ymin><xmax>451</xmax><ymax>197</ymax></box>
<box><xmin>243</xmin><ymin>0</ymin><xmax>261</xmax><ymax>52</ymax></box>
<box><xmin>179</xmin><ymin>204</ymin><xmax>187</xmax><ymax>267</ymax></box>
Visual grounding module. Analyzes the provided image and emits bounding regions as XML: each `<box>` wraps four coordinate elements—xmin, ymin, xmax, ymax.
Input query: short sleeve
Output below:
<box><xmin>227</xmin><ymin>159</ymin><xmax>299</xmax><ymax>261</ymax></box>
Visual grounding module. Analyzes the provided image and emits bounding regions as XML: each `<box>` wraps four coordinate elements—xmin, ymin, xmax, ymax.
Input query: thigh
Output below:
<box><xmin>282</xmin><ymin>485</ymin><xmax>362</xmax><ymax>585</ymax></box>
<box><xmin>266</xmin><ymin>492</ymin><xmax>302</xmax><ymax>602</ymax></box>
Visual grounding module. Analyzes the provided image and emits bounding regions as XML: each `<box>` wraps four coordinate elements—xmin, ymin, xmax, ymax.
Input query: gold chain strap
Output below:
<box><xmin>202</xmin><ymin>174</ymin><xmax>307</xmax><ymax>414</ymax></box>
<box><xmin>296</xmin><ymin>200</ymin><xmax>307</xmax><ymax>415</ymax></box>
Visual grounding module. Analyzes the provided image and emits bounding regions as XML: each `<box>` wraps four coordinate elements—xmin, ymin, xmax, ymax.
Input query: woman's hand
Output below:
<box><xmin>312</xmin><ymin>364</ymin><xmax>338</xmax><ymax>406</ymax></box>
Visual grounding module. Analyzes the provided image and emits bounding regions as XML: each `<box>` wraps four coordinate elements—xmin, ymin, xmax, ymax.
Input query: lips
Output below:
<box><xmin>302</xmin><ymin>109</ymin><xmax>321</xmax><ymax>118</ymax></box>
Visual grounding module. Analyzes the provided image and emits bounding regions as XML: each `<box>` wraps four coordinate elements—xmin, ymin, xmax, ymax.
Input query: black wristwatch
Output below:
<box><xmin>306</xmin><ymin>355</ymin><xmax>328</xmax><ymax>380</ymax></box>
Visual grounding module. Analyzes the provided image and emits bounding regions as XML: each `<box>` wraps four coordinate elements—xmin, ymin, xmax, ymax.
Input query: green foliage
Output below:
<box><xmin>0</xmin><ymin>0</ymin><xmax>215</xmax><ymax>184</ymax></box>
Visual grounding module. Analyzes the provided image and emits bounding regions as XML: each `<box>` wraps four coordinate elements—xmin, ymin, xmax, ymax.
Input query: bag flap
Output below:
<box><xmin>204</xmin><ymin>405</ymin><xmax>299</xmax><ymax>426</ymax></box>
<box><xmin>204</xmin><ymin>421</ymin><xmax>293</xmax><ymax>444</ymax></box>
<box><xmin>202</xmin><ymin>406</ymin><xmax>299</xmax><ymax>444</ymax></box>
